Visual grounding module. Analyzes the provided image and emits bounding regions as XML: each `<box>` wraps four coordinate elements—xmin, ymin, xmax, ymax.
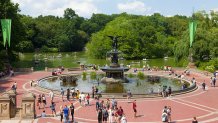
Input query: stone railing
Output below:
<box><xmin>13</xmin><ymin>68</ymin><xmax>34</xmax><ymax>72</ymax></box>
<box><xmin>0</xmin><ymin>91</ymin><xmax>35</xmax><ymax>120</ymax></box>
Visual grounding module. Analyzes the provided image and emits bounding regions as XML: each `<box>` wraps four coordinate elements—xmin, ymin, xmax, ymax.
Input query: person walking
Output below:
<box><xmin>211</xmin><ymin>76</ymin><xmax>216</xmax><ymax>87</ymax></box>
<box><xmin>60</xmin><ymin>105</ymin><xmax>63</xmax><ymax>123</ymax></box>
<box><xmin>70</xmin><ymin>103</ymin><xmax>75</xmax><ymax>122</ymax></box>
<box><xmin>111</xmin><ymin>98</ymin><xmax>117</xmax><ymax>110</ymax></box>
<box><xmin>42</xmin><ymin>94</ymin><xmax>46</xmax><ymax>109</ymax></box>
<box><xmin>14</xmin><ymin>82</ymin><xmax>17</xmax><ymax>92</ymax></box>
<box><xmin>61</xmin><ymin>88</ymin><xmax>64</xmax><ymax>101</ymax></box>
<box><xmin>71</xmin><ymin>88</ymin><xmax>75</xmax><ymax>100</ymax></box>
<box><xmin>133</xmin><ymin>100</ymin><xmax>137</xmax><ymax>118</ymax></box>
<box><xmin>50</xmin><ymin>101</ymin><xmax>56</xmax><ymax>116</ymax></box>
<box><xmin>96</xmin><ymin>99</ymin><xmax>100</xmax><ymax>112</ymax></box>
<box><xmin>92</xmin><ymin>86</ymin><xmax>95</xmax><ymax>98</ymax></box>
<box><xmin>63</xmin><ymin>105</ymin><xmax>69</xmax><ymax>123</ymax></box>
<box><xmin>37</xmin><ymin>94</ymin><xmax>42</xmax><ymax>109</ymax></box>
<box><xmin>121</xmin><ymin>114</ymin><xmax>127</xmax><ymax>123</ymax></box>
<box><xmin>76</xmin><ymin>89</ymin><xmax>80</xmax><ymax>100</ymax></box>
<box><xmin>118</xmin><ymin>106</ymin><xmax>124</xmax><ymax>122</ymax></box>
<box><xmin>161</xmin><ymin>110</ymin><xmax>168</xmax><ymax>123</ymax></box>
<box><xmin>202</xmin><ymin>81</ymin><xmax>206</xmax><ymax>91</ymax></box>
<box><xmin>67</xmin><ymin>88</ymin><xmax>70</xmax><ymax>101</ymax></box>
<box><xmin>127</xmin><ymin>90</ymin><xmax>131</xmax><ymax>102</ymax></box>
<box><xmin>168</xmin><ymin>87</ymin><xmax>172</xmax><ymax>97</ymax></box>
<box><xmin>98</xmin><ymin>108</ymin><xmax>103</xmax><ymax>123</ymax></box>
<box><xmin>11</xmin><ymin>82</ymin><xmax>17</xmax><ymax>94</ymax></box>
<box><xmin>102</xmin><ymin>106</ymin><xmax>109</xmax><ymax>123</ymax></box>
<box><xmin>86</xmin><ymin>93</ymin><xmax>90</xmax><ymax>106</ymax></box>
<box><xmin>49</xmin><ymin>90</ymin><xmax>54</xmax><ymax>102</ymax></box>
<box><xmin>80</xmin><ymin>92</ymin><xmax>86</xmax><ymax>106</ymax></box>
<box><xmin>167</xmin><ymin>106</ymin><xmax>172</xmax><ymax>122</ymax></box>
<box><xmin>108</xmin><ymin>107</ymin><xmax>114</xmax><ymax>123</ymax></box>
<box><xmin>106</xmin><ymin>98</ymin><xmax>110</xmax><ymax>110</ymax></box>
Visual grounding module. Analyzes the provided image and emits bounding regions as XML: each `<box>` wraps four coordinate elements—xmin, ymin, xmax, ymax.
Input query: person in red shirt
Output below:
<box><xmin>133</xmin><ymin>100</ymin><xmax>137</xmax><ymax>118</ymax></box>
<box><xmin>117</xmin><ymin>106</ymin><xmax>124</xmax><ymax>121</ymax></box>
<box><xmin>86</xmin><ymin>93</ymin><xmax>90</xmax><ymax>106</ymax></box>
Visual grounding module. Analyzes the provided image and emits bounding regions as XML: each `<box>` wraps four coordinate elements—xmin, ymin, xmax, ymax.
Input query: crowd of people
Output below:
<box><xmin>12</xmin><ymin>66</ymin><xmax>216</xmax><ymax>123</ymax></box>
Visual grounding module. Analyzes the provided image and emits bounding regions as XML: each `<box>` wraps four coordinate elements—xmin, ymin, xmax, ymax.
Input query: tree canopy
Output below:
<box><xmin>0</xmin><ymin>0</ymin><xmax>217</xmax><ymax>71</ymax></box>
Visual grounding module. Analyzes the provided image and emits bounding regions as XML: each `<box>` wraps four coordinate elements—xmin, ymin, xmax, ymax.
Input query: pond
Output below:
<box><xmin>14</xmin><ymin>52</ymin><xmax>188</xmax><ymax>70</ymax></box>
<box><xmin>38</xmin><ymin>74</ymin><xmax>188</xmax><ymax>94</ymax></box>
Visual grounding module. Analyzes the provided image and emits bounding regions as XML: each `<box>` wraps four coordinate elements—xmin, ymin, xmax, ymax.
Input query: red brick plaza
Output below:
<box><xmin>0</xmin><ymin>69</ymin><xmax>218</xmax><ymax>123</ymax></box>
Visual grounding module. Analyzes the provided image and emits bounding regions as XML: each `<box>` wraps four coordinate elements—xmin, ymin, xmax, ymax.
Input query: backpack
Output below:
<box><xmin>162</xmin><ymin>113</ymin><xmax>168</xmax><ymax>122</ymax></box>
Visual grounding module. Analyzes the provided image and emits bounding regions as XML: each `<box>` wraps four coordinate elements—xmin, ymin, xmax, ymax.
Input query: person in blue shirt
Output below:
<box><xmin>63</xmin><ymin>105</ymin><xmax>69</xmax><ymax>123</ymax></box>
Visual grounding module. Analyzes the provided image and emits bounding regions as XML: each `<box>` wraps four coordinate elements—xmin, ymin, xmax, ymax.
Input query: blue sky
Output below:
<box><xmin>12</xmin><ymin>0</ymin><xmax>218</xmax><ymax>18</ymax></box>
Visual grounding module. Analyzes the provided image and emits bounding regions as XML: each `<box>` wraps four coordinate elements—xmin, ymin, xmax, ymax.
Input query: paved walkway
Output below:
<box><xmin>0</xmin><ymin>69</ymin><xmax>217</xmax><ymax>123</ymax></box>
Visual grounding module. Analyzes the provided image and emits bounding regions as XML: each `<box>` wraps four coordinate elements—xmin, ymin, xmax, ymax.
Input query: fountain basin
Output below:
<box><xmin>37</xmin><ymin>73</ymin><xmax>193</xmax><ymax>94</ymax></box>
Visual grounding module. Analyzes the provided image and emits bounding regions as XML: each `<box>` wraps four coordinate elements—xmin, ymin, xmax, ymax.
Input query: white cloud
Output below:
<box><xmin>11</xmin><ymin>0</ymin><xmax>100</xmax><ymax>18</ymax></box>
<box><xmin>211</xmin><ymin>8</ymin><xmax>218</xmax><ymax>12</ymax></box>
<box><xmin>117</xmin><ymin>0</ymin><xmax>151</xmax><ymax>15</ymax></box>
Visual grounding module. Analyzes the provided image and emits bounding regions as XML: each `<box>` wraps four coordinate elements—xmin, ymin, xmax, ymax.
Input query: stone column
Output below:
<box><xmin>0</xmin><ymin>93</ymin><xmax>11</xmax><ymax>119</ymax></box>
<box><xmin>22</xmin><ymin>93</ymin><xmax>36</xmax><ymax>119</ymax></box>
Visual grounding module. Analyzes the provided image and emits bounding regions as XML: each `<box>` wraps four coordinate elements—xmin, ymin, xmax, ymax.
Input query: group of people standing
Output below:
<box><xmin>60</xmin><ymin>103</ymin><xmax>74</xmax><ymax>123</ymax></box>
<box><xmin>95</xmin><ymin>98</ymin><xmax>128</xmax><ymax>123</ymax></box>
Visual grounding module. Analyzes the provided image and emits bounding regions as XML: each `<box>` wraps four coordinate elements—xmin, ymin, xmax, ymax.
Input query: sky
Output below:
<box><xmin>11</xmin><ymin>0</ymin><xmax>218</xmax><ymax>18</ymax></box>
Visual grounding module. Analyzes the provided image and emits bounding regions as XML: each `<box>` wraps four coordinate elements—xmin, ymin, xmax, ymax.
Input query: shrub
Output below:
<box><xmin>82</xmin><ymin>72</ymin><xmax>87</xmax><ymax>80</ymax></box>
<box><xmin>137</xmin><ymin>72</ymin><xmax>145</xmax><ymax>80</ymax></box>
<box><xmin>90</xmin><ymin>71</ymin><xmax>97</xmax><ymax>80</ymax></box>
<box><xmin>128</xmin><ymin>73</ymin><xmax>134</xmax><ymax>78</ymax></box>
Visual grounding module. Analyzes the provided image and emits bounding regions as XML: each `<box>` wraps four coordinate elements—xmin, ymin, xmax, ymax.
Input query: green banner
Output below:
<box><xmin>189</xmin><ymin>21</ymin><xmax>197</xmax><ymax>47</ymax></box>
<box><xmin>1</xmin><ymin>19</ymin><xmax>12</xmax><ymax>47</ymax></box>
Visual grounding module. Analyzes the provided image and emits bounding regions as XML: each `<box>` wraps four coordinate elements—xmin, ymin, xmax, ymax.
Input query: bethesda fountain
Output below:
<box><xmin>100</xmin><ymin>36</ymin><xmax>130</xmax><ymax>83</ymax></box>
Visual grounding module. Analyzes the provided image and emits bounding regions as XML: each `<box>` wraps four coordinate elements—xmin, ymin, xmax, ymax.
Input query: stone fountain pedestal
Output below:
<box><xmin>100</xmin><ymin>36</ymin><xmax>129</xmax><ymax>83</ymax></box>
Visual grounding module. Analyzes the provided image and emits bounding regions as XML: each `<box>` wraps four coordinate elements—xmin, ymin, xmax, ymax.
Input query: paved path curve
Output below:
<box><xmin>0</xmin><ymin>69</ymin><xmax>218</xmax><ymax>123</ymax></box>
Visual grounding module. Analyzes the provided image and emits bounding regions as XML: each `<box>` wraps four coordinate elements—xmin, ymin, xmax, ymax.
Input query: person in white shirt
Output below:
<box><xmin>108</xmin><ymin>107</ymin><xmax>114</xmax><ymax>123</ymax></box>
<box><xmin>80</xmin><ymin>92</ymin><xmax>86</xmax><ymax>106</ymax></box>
<box><xmin>121</xmin><ymin>114</ymin><xmax>127</xmax><ymax>123</ymax></box>
<box><xmin>49</xmin><ymin>91</ymin><xmax>54</xmax><ymax>102</ymax></box>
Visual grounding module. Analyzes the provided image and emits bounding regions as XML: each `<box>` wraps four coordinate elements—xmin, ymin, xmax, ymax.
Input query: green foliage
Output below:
<box><xmin>205</xmin><ymin>65</ymin><xmax>215</xmax><ymax>73</ymax></box>
<box><xmin>87</xmin><ymin>14</ymin><xmax>180</xmax><ymax>59</ymax></box>
<box><xmin>137</xmin><ymin>72</ymin><xmax>145</xmax><ymax>80</ymax></box>
<box><xmin>90</xmin><ymin>71</ymin><xmax>97</xmax><ymax>80</ymax></box>
<box><xmin>198</xmin><ymin>58</ymin><xmax>218</xmax><ymax>72</ymax></box>
<box><xmin>128</xmin><ymin>73</ymin><xmax>135</xmax><ymax>78</ymax></box>
<box><xmin>82</xmin><ymin>72</ymin><xmax>87</xmax><ymax>80</ymax></box>
<box><xmin>16</xmin><ymin>40</ymin><xmax>34</xmax><ymax>52</ymax></box>
<box><xmin>40</xmin><ymin>46</ymin><xmax>58</xmax><ymax>53</ymax></box>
